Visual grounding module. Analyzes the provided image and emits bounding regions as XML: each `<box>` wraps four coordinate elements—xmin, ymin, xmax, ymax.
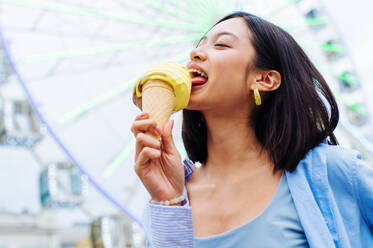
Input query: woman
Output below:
<box><xmin>131</xmin><ymin>12</ymin><xmax>373</xmax><ymax>247</ymax></box>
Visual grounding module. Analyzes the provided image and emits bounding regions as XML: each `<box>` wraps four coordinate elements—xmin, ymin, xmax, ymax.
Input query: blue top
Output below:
<box><xmin>143</xmin><ymin>141</ymin><xmax>373</xmax><ymax>248</ymax></box>
<box><xmin>194</xmin><ymin>172</ymin><xmax>309</xmax><ymax>248</ymax></box>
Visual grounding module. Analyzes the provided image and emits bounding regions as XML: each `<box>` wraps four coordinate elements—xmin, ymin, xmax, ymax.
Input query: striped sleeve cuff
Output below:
<box><xmin>149</xmin><ymin>202</ymin><xmax>194</xmax><ymax>248</ymax></box>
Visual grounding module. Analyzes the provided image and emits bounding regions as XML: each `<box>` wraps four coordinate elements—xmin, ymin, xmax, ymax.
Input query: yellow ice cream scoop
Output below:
<box><xmin>133</xmin><ymin>61</ymin><xmax>192</xmax><ymax>130</ymax></box>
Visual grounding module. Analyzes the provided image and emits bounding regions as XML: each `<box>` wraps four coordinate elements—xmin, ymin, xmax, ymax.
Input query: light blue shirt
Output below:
<box><xmin>194</xmin><ymin>173</ymin><xmax>309</xmax><ymax>248</ymax></box>
<box><xmin>143</xmin><ymin>141</ymin><xmax>373</xmax><ymax>247</ymax></box>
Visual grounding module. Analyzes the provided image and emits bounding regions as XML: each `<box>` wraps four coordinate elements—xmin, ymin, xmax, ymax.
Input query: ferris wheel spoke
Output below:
<box><xmin>131</xmin><ymin>0</ymin><xmax>199</xmax><ymax>25</ymax></box>
<box><xmin>297</xmin><ymin>40</ymin><xmax>346</xmax><ymax>55</ymax></box>
<box><xmin>55</xmin><ymin>49</ymin><xmax>192</xmax><ymax>125</ymax></box>
<box><xmin>102</xmin><ymin>138</ymin><xmax>135</xmax><ymax>180</ymax></box>
<box><xmin>172</xmin><ymin>50</ymin><xmax>191</xmax><ymax>64</ymax></box>
<box><xmin>167</xmin><ymin>0</ymin><xmax>210</xmax><ymax>18</ymax></box>
<box><xmin>3</xmin><ymin>0</ymin><xmax>203</xmax><ymax>31</ymax></box>
<box><xmin>19</xmin><ymin>33</ymin><xmax>201</xmax><ymax>63</ymax></box>
<box><xmin>281</xmin><ymin>17</ymin><xmax>329</xmax><ymax>31</ymax></box>
<box><xmin>22</xmin><ymin>50</ymin><xmax>191</xmax><ymax>82</ymax></box>
<box><xmin>56</xmin><ymin>78</ymin><xmax>135</xmax><ymax>125</ymax></box>
<box><xmin>308</xmin><ymin>61</ymin><xmax>367</xmax><ymax>119</ymax></box>
<box><xmin>6</xmin><ymin>25</ymin><xmax>160</xmax><ymax>43</ymax></box>
<box><xmin>264</xmin><ymin>0</ymin><xmax>299</xmax><ymax>18</ymax></box>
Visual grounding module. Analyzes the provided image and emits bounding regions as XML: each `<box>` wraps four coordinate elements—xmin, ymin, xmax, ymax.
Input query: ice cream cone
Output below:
<box><xmin>142</xmin><ymin>80</ymin><xmax>175</xmax><ymax>138</ymax></box>
<box><xmin>133</xmin><ymin>61</ymin><xmax>191</xmax><ymax>138</ymax></box>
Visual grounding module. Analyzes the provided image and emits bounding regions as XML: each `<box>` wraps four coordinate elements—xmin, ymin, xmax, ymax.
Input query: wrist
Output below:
<box><xmin>150</xmin><ymin>191</ymin><xmax>187</xmax><ymax>206</ymax></box>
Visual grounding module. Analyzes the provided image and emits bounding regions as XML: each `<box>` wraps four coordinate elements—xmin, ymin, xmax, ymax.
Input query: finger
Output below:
<box><xmin>135</xmin><ymin>112</ymin><xmax>149</xmax><ymax>121</ymax></box>
<box><xmin>135</xmin><ymin>133</ymin><xmax>161</xmax><ymax>159</ymax></box>
<box><xmin>135</xmin><ymin>147</ymin><xmax>161</xmax><ymax>174</ymax></box>
<box><xmin>131</xmin><ymin>119</ymin><xmax>162</xmax><ymax>137</ymax></box>
<box><xmin>161</xmin><ymin>120</ymin><xmax>178</xmax><ymax>155</ymax></box>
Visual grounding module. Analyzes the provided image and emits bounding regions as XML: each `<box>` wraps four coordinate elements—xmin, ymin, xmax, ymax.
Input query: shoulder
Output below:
<box><xmin>324</xmin><ymin>144</ymin><xmax>362</xmax><ymax>168</ymax></box>
<box><xmin>295</xmin><ymin>143</ymin><xmax>362</xmax><ymax>191</ymax></box>
<box><xmin>304</xmin><ymin>142</ymin><xmax>362</xmax><ymax>175</ymax></box>
<box><xmin>319</xmin><ymin>144</ymin><xmax>373</xmax><ymax>226</ymax></box>
<box><xmin>300</xmin><ymin>142</ymin><xmax>371</xmax><ymax>197</ymax></box>
<box><xmin>323</xmin><ymin>144</ymin><xmax>361</xmax><ymax>192</ymax></box>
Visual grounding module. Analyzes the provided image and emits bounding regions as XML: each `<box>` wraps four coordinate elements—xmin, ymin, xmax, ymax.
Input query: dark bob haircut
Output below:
<box><xmin>182</xmin><ymin>12</ymin><xmax>339</xmax><ymax>172</ymax></box>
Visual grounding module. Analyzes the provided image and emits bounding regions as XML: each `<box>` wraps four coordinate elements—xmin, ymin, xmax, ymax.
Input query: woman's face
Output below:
<box><xmin>186</xmin><ymin>17</ymin><xmax>256</xmax><ymax>113</ymax></box>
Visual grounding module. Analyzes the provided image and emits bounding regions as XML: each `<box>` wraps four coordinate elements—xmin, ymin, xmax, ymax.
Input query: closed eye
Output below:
<box><xmin>215</xmin><ymin>43</ymin><xmax>229</xmax><ymax>47</ymax></box>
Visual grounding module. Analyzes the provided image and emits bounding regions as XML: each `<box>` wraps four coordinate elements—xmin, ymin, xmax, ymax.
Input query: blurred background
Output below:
<box><xmin>0</xmin><ymin>0</ymin><xmax>372</xmax><ymax>247</ymax></box>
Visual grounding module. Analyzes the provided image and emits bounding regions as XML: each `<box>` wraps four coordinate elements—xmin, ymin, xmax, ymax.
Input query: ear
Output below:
<box><xmin>251</xmin><ymin>70</ymin><xmax>281</xmax><ymax>92</ymax></box>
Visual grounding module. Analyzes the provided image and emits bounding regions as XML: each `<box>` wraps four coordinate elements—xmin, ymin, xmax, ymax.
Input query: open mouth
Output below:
<box><xmin>188</xmin><ymin>68</ymin><xmax>208</xmax><ymax>87</ymax></box>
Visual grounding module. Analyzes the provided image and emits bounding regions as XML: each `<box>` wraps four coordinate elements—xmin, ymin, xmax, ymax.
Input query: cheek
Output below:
<box><xmin>213</xmin><ymin>53</ymin><xmax>248</xmax><ymax>91</ymax></box>
<box><xmin>187</xmin><ymin>52</ymin><xmax>251</xmax><ymax>110</ymax></box>
<box><xmin>216</xmin><ymin>52</ymin><xmax>247</xmax><ymax>77</ymax></box>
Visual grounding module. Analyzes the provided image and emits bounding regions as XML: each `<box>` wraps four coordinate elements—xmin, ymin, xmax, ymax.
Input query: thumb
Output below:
<box><xmin>161</xmin><ymin>119</ymin><xmax>177</xmax><ymax>154</ymax></box>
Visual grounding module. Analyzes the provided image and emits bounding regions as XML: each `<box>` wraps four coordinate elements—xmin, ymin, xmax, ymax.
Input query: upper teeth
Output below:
<box><xmin>189</xmin><ymin>68</ymin><xmax>208</xmax><ymax>79</ymax></box>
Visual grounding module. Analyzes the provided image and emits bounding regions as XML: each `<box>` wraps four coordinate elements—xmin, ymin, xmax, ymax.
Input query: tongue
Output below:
<box><xmin>192</xmin><ymin>76</ymin><xmax>207</xmax><ymax>85</ymax></box>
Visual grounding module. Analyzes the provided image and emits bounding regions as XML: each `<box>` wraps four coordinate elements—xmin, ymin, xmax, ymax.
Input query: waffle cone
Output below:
<box><xmin>142</xmin><ymin>80</ymin><xmax>175</xmax><ymax>137</ymax></box>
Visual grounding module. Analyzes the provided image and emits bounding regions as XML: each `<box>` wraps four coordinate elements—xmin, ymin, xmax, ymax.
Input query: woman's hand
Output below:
<box><xmin>131</xmin><ymin>113</ymin><xmax>185</xmax><ymax>202</ymax></box>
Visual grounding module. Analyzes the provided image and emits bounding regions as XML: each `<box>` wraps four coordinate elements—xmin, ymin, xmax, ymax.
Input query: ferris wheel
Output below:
<box><xmin>0</xmin><ymin>0</ymin><xmax>372</xmax><ymax>228</ymax></box>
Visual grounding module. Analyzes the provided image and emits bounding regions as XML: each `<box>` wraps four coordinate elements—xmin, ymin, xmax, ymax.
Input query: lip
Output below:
<box><xmin>187</xmin><ymin>62</ymin><xmax>208</xmax><ymax>90</ymax></box>
<box><xmin>186</xmin><ymin>62</ymin><xmax>208</xmax><ymax>79</ymax></box>
<box><xmin>191</xmin><ymin>83</ymin><xmax>206</xmax><ymax>90</ymax></box>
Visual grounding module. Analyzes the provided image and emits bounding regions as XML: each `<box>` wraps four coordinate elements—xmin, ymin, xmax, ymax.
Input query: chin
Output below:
<box><xmin>185</xmin><ymin>102</ymin><xmax>212</xmax><ymax>113</ymax></box>
<box><xmin>184</xmin><ymin>104</ymin><xmax>200</xmax><ymax>111</ymax></box>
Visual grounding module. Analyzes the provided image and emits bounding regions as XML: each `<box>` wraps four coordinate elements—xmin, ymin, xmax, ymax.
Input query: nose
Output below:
<box><xmin>190</xmin><ymin>47</ymin><xmax>207</xmax><ymax>62</ymax></box>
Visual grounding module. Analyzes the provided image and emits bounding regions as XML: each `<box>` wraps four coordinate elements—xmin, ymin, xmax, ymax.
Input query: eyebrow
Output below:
<box><xmin>198</xmin><ymin>31</ymin><xmax>239</xmax><ymax>44</ymax></box>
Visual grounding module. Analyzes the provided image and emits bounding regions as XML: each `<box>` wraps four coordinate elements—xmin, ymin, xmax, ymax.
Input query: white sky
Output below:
<box><xmin>323</xmin><ymin>0</ymin><xmax>373</xmax><ymax>129</ymax></box>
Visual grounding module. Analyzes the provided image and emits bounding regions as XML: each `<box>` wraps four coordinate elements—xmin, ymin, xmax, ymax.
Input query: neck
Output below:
<box><xmin>202</xmin><ymin>109</ymin><xmax>273</xmax><ymax>178</ymax></box>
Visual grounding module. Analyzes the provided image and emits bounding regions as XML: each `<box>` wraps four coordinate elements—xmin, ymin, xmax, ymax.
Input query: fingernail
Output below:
<box><xmin>139</xmin><ymin>112</ymin><xmax>148</xmax><ymax>118</ymax></box>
